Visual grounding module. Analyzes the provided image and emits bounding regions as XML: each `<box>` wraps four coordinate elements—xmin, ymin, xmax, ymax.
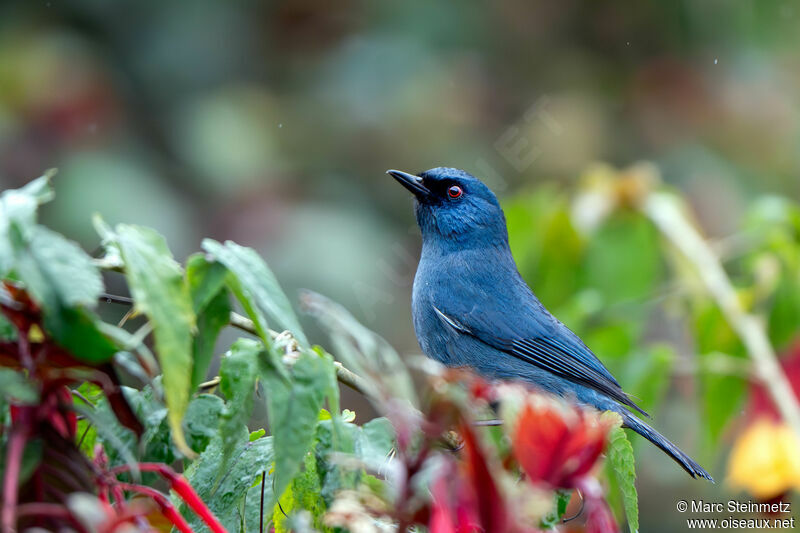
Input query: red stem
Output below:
<box><xmin>113</xmin><ymin>463</ymin><xmax>226</xmax><ymax>533</ymax></box>
<box><xmin>1</xmin><ymin>424</ymin><xmax>28</xmax><ymax>533</ymax></box>
<box><xmin>118</xmin><ymin>483</ymin><xmax>194</xmax><ymax>533</ymax></box>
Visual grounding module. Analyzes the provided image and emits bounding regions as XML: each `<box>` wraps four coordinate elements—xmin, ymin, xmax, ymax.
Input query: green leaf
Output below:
<box><xmin>193</xmin><ymin>290</ymin><xmax>232</xmax><ymax>390</ymax></box>
<box><xmin>186</xmin><ymin>253</ymin><xmax>229</xmax><ymax>313</ymax></box>
<box><xmin>0</xmin><ymin>369</ymin><xmax>38</xmax><ymax>404</ymax></box>
<box><xmin>768</xmin><ymin>277</ymin><xmax>800</xmax><ymax>351</ymax></box>
<box><xmin>114</xmin><ymin>224</ymin><xmax>196</xmax><ymax>456</ymax></box>
<box><xmin>0</xmin><ymin>172</ymin><xmax>54</xmax><ymax>276</ymax></box>
<box><xmin>11</xmin><ymin>225</ymin><xmax>116</xmax><ymax>363</ymax></box>
<box><xmin>74</xmin><ymin>401</ymin><xmax>139</xmax><ymax>474</ymax></box>
<box><xmin>505</xmin><ymin>189</ymin><xmax>585</xmax><ymax>309</ymax></box>
<box><xmin>218</xmin><ymin>339</ymin><xmax>260</xmax><ymax>469</ymax></box>
<box><xmin>313</xmin><ymin>419</ymin><xmax>361</xmax><ymax>506</ymax></box>
<box><xmin>580</xmin><ymin>321</ymin><xmax>636</xmax><ymax>362</ymax></box>
<box><xmin>0</xmin><ymin>314</ymin><xmax>16</xmax><ymax>341</ymax></box>
<box><xmin>693</xmin><ymin>303</ymin><xmax>748</xmax><ymax>446</ymax></box>
<box><xmin>540</xmin><ymin>490</ymin><xmax>572</xmax><ymax>529</ymax></box>
<box><xmin>607</xmin><ymin>427</ymin><xmax>639</xmax><ymax>533</ymax></box>
<box><xmin>187</xmin><ymin>254</ymin><xmax>232</xmax><ymax>389</ymax></box>
<box><xmin>181</xmin><ymin>430</ymin><xmax>275</xmax><ymax>533</ymax></box>
<box><xmin>356</xmin><ymin>417</ymin><xmax>395</xmax><ymax>472</ymax></box>
<box><xmin>184</xmin><ymin>394</ymin><xmax>225</xmax><ymax>455</ymax></box>
<box><xmin>45</xmin><ymin>307</ymin><xmax>119</xmax><ymax>364</ymax></box>
<box><xmin>583</xmin><ymin>212</ymin><xmax>663</xmax><ymax>306</ymax></box>
<box><xmin>17</xmin><ymin>226</ymin><xmax>103</xmax><ymax>307</ymax></box>
<box><xmin>202</xmin><ymin>239</ymin><xmax>308</xmax><ymax>347</ymax></box>
<box><xmin>273</xmin><ymin>452</ymin><xmax>331</xmax><ymax>533</ymax></box>
<box><xmin>261</xmin><ymin>349</ymin><xmax>332</xmax><ymax>498</ymax></box>
<box><xmin>622</xmin><ymin>344</ymin><xmax>675</xmax><ymax>415</ymax></box>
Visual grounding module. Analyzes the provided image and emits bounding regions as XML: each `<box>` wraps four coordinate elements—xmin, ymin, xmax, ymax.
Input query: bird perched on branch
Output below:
<box><xmin>388</xmin><ymin>166</ymin><xmax>712</xmax><ymax>481</ymax></box>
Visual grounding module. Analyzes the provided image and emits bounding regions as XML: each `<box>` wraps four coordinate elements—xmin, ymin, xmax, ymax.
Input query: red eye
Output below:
<box><xmin>448</xmin><ymin>185</ymin><xmax>463</xmax><ymax>199</ymax></box>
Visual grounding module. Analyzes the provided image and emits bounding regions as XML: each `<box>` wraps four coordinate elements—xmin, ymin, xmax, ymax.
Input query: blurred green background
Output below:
<box><xmin>1</xmin><ymin>1</ymin><xmax>799</xmax><ymax>530</ymax></box>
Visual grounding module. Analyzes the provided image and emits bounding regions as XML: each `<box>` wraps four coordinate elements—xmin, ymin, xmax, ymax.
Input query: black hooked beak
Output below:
<box><xmin>387</xmin><ymin>169</ymin><xmax>431</xmax><ymax>200</ymax></box>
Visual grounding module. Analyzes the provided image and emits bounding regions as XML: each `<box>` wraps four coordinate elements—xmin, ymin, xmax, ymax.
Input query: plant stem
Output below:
<box><xmin>259</xmin><ymin>471</ymin><xmax>266</xmax><ymax>533</ymax></box>
<box><xmin>1</xmin><ymin>426</ymin><xmax>27</xmax><ymax>533</ymax></box>
<box><xmin>642</xmin><ymin>192</ymin><xmax>800</xmax><ymax>437</ymax></box>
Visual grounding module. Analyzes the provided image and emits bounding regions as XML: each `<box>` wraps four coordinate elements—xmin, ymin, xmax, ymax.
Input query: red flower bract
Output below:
<box><xmin>512</xmin><ymin>400</ymin><xmax>613</xmax><ymax>490</ymax></box>
<box><xmin>428</xmin><ymin>423</ymin><xmax>511</xmax><ymax>533</ymax></box>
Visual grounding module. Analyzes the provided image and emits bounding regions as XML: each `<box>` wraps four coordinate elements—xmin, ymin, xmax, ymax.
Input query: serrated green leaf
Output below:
<box><xmin>184</xmin><ymin>394</ymin><xmax>224</xmax><ymax>455</ymax></box>
<box><xmin>181</xmin><ymin>429</ymin><xmax>275</xmax><ymax>533</ymax></box>
<box><xmin>261</xmin><ymin>349</ymin><xmax>331</xmax><ymax>498</ymax></box>
<box><xmin>314</xmin><ymin>419</ymin><xmax>361</xmax><ymax>506</ymax></box>
<box><xmin>114</xmin><ymin>224</ymin><xmax>196</xmax><ymax>456</ymax></box>
<box><xmin>10</xmin><ymin>225</ymin><xmax>116</xmax><ymax>363</ymax></box>
<box><xmin>202</xmin><ymin>239</ymin><xmax>308</xmax><ymax>347</ymax></box>
<box><xmin>607</xmin><ymin>427</ymin><xmax>639</xmax><ymax>533</ymax></box>
<box><xmin>218</xmin><ymin>338</ymin><xmax>260</xmax><ymax>469</ymax></box>
<box><xmin>18</xmin><ymin>225</ymin><xmax>103</xmax><ymax>307</ymax></box>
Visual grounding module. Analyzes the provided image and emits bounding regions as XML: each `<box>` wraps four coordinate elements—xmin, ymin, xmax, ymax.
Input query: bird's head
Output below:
<box><xmin>387</xmin><ymin>167</ymin><xmax>508</xmax><ymax>246</ymax></box>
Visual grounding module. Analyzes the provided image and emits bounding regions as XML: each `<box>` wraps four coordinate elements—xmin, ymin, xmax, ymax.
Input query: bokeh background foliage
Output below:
<box><xmin>2</xmin><ymin>1</ymin><xmax>800</xmax><ymax>531</ymax></box>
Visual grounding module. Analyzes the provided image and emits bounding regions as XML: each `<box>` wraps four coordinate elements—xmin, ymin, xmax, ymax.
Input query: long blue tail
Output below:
<box><xmin>622</xmin><ymin>412</ymin><xmax>714</xmax><ymax>482</ymax></box>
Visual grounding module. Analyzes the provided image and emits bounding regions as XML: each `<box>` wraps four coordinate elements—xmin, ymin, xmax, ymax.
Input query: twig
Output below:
<box><xmin>99</xmin><ymin>293</ymin><xmax>133</xmax><ymax>305</ymax></box>
<box><xmin>94</xmin><ymin>290</ymin><xmax>375</xmax><ymax>399</ymax></box>
<box><xmin>259</xmin><ymin>471</ymin><xmax>266</xmax><ymax>533</ymax></box>
<box><xmin>672</xmin><ymin>351</ymin><xmax>755</xmax><ymax>379</ymax></box>
<box><xmin>642</xmin><ymin>192</ymin><xmax>800</xmax><ymax>436</ymax></box>
<box><xmin>229</xmin><ymin>312</ymin><xmax>373</xmax><ymax>397</ymax></box>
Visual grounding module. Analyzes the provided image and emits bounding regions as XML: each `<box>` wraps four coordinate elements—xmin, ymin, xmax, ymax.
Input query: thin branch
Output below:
<box><xmin>95</xmin><ymin>288</ymin><xmax>374</xmax><ymax>399</ymax></box>
<box><xmin>229</xmin><ymin>312</ymin><xmax>372</xmax><ymax>397</ymax></box>
<box><xmin>672</xmin><ymin>351</ymin><xmax>755</xmax><ymax>379</ymax></box>
<box><xmin>642</xmin><ymin>192</ymin><xmax>800</xmax><ymax>436</ymax></box>
<box><xmin>259</xmin><ymin>471</ymin><xmax>266</xmax><ymax>533</ymax></box>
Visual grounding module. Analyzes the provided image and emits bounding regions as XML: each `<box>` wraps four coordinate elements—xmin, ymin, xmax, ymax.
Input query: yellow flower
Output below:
<box><xmin>727</xmin><ymin>417</ymin><xmax>800</xmax><ymax>499</ymax></box>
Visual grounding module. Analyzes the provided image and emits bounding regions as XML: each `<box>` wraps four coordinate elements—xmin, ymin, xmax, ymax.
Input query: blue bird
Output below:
<box><xmin>388</xmin><ymin>166</ymin><xmax>713</xmax><ymax>481</ymax></box>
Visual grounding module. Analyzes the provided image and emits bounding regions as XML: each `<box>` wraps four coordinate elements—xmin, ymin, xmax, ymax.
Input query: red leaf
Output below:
<box><xmin>512</xmin><ymin>401</ymin><xmax>611</xmax><ymax>489</ymax></box>
<box><xmin>459</xmin><ymin>422</ymin><xmax>510</xmax><ymax>533</ymax></box>
<box><xmin>580</xmin><ymin>478</ymin><xmax>620</xmax><ymax>533</ymax></box>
